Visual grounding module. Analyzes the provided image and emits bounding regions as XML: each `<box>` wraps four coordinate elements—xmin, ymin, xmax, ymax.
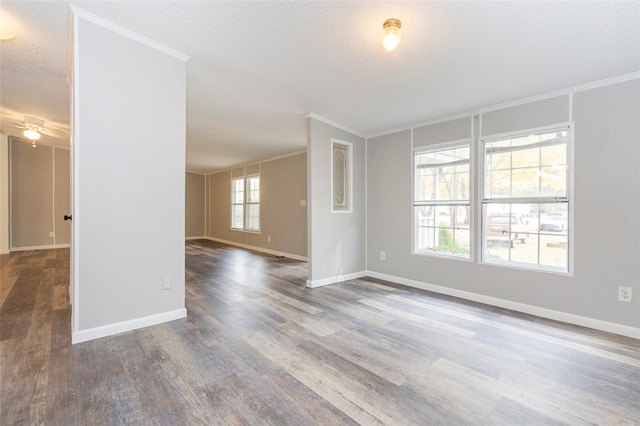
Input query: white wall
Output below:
<box><xmin>307</xmin><ymin>116</ymin><xmax>366</xmax><ymax>287</ymax></box>
<box><xmin>71</xmin><ymin>8</ymin><xmax>189</xmax><ymax>343</ymax></box>
<box><xmin>0</xmin><ymin>134</ymin><xmax>8</xmax><ymax>254</ymax></box>
<box><xmin>366</xmin><ymin>78</ymin><xmax>640</xmax><ymax>337</ymax></box>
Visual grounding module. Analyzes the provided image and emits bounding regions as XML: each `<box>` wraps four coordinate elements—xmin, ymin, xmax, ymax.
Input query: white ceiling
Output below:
<box><xmin>1</xmin><ymin>1</ymin><xmax>639</xmax><ymax>174</ymax></box>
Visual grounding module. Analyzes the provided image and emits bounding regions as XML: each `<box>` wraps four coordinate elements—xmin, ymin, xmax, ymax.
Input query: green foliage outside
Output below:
<box><xmin>435</xmin><ymin>227</ymin><xmax>469</xmax><ymax>254</ymax></box>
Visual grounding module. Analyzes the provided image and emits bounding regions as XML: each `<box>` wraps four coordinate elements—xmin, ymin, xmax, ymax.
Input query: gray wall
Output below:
<box><xmin>54</xmin><ymin>146</ymin><xmax>70</xmax><ymax>245</ymax></box>
<box><xmin>307</xmin><ymin>117</ymin><xmax>366</xmax><ymax>285</ymax></box>
<box><xmin>366</xmin><ymin>78</ymin><xmax>639</xmax><ymax>330</ymax></box>
<box><xmin>72</xmin><ymin>12</ymin><xmax>187</xmax><ymax>339</ymax></box>
<box><xmin>207</xmin><ymin>152</ymin><xmax>308</xmax><ymax>258</ymax></box>
<box><xmin>9</xmin><ymin>139</ymin><xmax>70</xmax><ymax>249</ymax></box>
<box><xmin>185</xmin><ymin>172</ymin><xmax>205</xmax><ymax>238</ymax></box>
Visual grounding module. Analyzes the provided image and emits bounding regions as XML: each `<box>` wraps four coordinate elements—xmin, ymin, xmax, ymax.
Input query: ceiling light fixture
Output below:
<box><xmin>23</xmin><ymin>129</ymin><xmax>41</xmax><ymax>147</ymax></box>
<box><xmin>382</xmin><ymin>18</ymin><xmax>401</xmax><ymax>52</ymax></box>
<box><xmin>0</xmin><ymin>9</ymin><xmax>18</xmax><ymax>41</ymax></box>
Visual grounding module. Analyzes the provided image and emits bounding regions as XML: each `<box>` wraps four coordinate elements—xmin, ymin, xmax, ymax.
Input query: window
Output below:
<box><xmin>245</xmin><ymin>176</ymin><xmax>260</xmax><ymax>231</ymax></box>
<box><xmin>332</xmin><ymin>139</ymin><xmax>352</xmax><ymax>213</ymax></box>
<box><xmin>414</xmin><ymin>143</ymin><xmax>471</xmax><ymax>258</ymax></box>
<box><xmin>482</xmin><ymin>126</ymin><xmax>571</xmax><ymax>272</ymax></box>
<box><xmin>231</xmin><ymin>175</ymin><xmax>260</xmax><ymax>232</ymax></box>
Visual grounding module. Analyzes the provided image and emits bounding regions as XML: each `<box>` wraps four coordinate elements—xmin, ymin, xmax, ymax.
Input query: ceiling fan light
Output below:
<box><xmin>23</xmin><ymin>129</ymin><xmax>41</xmax><ymax>140</ymax></box>
<box><xmin>383</xmin><ymin>18</ymin><xmax>401</xmax><ymax>52</ymax></box>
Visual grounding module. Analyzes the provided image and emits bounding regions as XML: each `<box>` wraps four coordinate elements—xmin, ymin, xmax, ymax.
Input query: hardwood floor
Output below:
<box><xmin>1</xmin><ymin>240</ymin><xmax>639</xmax><ymax>425</ymax></box>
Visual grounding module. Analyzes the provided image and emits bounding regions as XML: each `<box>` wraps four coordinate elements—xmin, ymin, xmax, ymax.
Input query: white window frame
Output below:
<box><xmin>412</xmin><ymin>139</ymin><xmax>472</xmax><ymax>260</ymax></box>
<box><xmin>480</xmin><ymin>123</ymin><xmax>574</xmax><ymax>274</ymax></box>
<box><xmin>230</xmin><ymin>174</ymin><xmax>260</xmax><ymax>233</ymax></box>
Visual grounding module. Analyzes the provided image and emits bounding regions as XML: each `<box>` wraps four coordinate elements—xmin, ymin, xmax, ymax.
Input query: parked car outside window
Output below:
<box><xmin>487</xmin><ymin>213</ymin><xmax>530</xmax><ymax>248</ymax></box>
<box><xmin>539</xmin><ymin>212</ymin><xmax>567</xmax><ymax>232</ymax></box>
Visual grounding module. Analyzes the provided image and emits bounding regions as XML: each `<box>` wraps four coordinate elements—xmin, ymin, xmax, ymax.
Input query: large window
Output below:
<box><xmin>482</xmin><ymin>126</ymin><xmax>571</xmax><ymax>272</ymax></box>
<box><xmin>231</xmin><ymin>175</ymin><xmax>260</xmax><ymax>232</ymax></box>
<box><xmin>414</xmin><ymin>143</ymin><xmax>471</xmax><ymax>258</ymax></box>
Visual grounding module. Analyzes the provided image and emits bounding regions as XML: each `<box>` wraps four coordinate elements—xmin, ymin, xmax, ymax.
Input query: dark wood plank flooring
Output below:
<box><xmin>1</xmin><ymin>240</ymin><xmax>639</xmax><ymax>425</ymax></box>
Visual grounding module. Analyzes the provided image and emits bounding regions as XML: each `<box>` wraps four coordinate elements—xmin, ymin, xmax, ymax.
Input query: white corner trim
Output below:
<box><xmin>205</xmin><ymin>237</ymin><xmax>308</xmax><ymax>262</ymax></box>
<box><xmin>10</xmin><ymin>244</ymin><xmax>71</xmax><ymax>252</ymax></box>
<box><xmin>306</xmin><ymin>113</ymin><xmax>366</xmax><ymax>139</ymax></box>
<box><xmin>72</xmin><ymin>308</ymin><xmax>187</xmax><ymax>344</ymax></box>
<box><xmin>366</xmin><ymin>271</ymin><xmax>640</xmax><ymax>339</ymax></box>
<box><xmin>186</xmin><ymin>236</ymin><xmax>207</xmax><ymax>241</ymax></box>
<box><xmin>68</xmin><ymin>5</ymin><xmax>190</xmax><ymax>63</ymax></box>
<box><xmin>306</xmin><ymin>271</ymin><xmax>367</xmax><ymax>288</ymax></box>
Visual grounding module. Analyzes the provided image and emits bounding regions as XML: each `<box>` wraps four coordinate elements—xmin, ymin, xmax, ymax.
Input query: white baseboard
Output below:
<box><xmin>0</xmin><ymin>249</ymin><xmax>9</xmax><ymax>255</ymax></box>
<box><xmin>10</xmin><ymin>243</ymin><xmax>70</xmax><ymax>252</ymax></box>
<box><xmin>366</xmin><ymin>271</ymin><xmax>640</xmax><ymax>339</ymax></box>
<box><xmin>186</xmin><ymin>236</ymin><xmax>207</xmax><ymax>241</ymax></box>
<box><xmin>306</xmin><ymin>271</ymin><xmax>367</xmax><ymax>288</ymax></box>
<box><xmin>204</xmin><ymin>237</ymin><xmax>308</xmax><ymax>262</ymax></box>
<box><xmin>72</xmin><ymin>308</ymin><xmax>187</xmax><ymax>344</ymax></box>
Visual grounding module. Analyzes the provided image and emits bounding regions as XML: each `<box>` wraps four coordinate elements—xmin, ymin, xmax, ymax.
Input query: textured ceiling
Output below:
<box><xmin>1</xmin><ymin>1</ymin><xmax>639</xmax><ymax>174</ymax></box>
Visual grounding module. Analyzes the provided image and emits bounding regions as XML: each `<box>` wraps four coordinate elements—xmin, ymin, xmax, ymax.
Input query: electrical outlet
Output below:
<box><xmin>268</xmin><ymin>235</ymin><xmax>271</xmax><ymax>242</ymax></box>
<box><xmin>380</xmin><ymin>251</ymin><xmax>386</xmax><ymax>261</ymax></box>
<box><xmin>162</xmin><ymin>276</ymin><xmax>171</xmax><ymax>290</ymax></box>
<box><xmin>300</xmin><ymin>200</ymin><xmax>307</xmax><ymax>207</ymax></box>
<box><xmin>618</xmin><ymin>286</ymin><xmax>632</xmax><ymax>303</ymax></box>
<box><xmin>49</xmin><ymin>231</ymin><xmax>55</xmax><ymax>238</ymax></box>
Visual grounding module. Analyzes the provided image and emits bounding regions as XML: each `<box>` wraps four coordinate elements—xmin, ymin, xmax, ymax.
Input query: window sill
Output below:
<box><xmin>412</xmin><ymin>251</ymin><xmax>472</xmax><ymax>262</ymax></box>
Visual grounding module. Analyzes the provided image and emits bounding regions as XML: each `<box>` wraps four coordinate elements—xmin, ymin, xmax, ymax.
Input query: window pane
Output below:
<box><xmin>540</xmin><ymin>165</ymin><xmax>566</xmax><ymax>197</ymax></box>
<box><xmin>484</xmin><ymin>130</ymin><xmax>567</xmax><ymax>199</ymax></box>
<box><xmin>489</xmin><ymin>151</ymin><xmax>511</xmax><ymax>171</ymax></box>
<box><xmin>416</xmin><ymin>169</ymin><xmax>436</xmax><ymax>202</ymax></box>
<box><xmin>483</xmin><ymin>202</ymin><xmax>568</xmax><ymax>272</ymax></box>
<box><xmin>231</xmin><ymin>205</ymin><xmax>244</xmax><ymax>229</ymax></box>
<box><xmin>415</xmin><ymin>146</ymin><xmax>469</xmax><ymax>202</ymax></box>
<box><xmin>511</xmin><ymin>167</ymin><xmax>539</xmax><ymax>197</ymax></box>
<box><xmin>246</xmin><ymin>204</ymin><xmax>260</xmax><ymax>231</ymax></box>
<box><xmin>415</xmin><ymin>204</ymin><xmax>469</xmax><ymax>257</ymax></box>
<box><xmin>232</xmin><ymin>179</ymin><xmax>244</xmax><ymax>204</ymax></box>
<box><xmin>454</xmin><ymin>171</ymin><xmax>470</xmax><ymax>201</ymax></box>
<box><xmin>247</xmin><ymin>176</ymin><xmax>260</xmax><ymax>203</ymax></box>
<box><xmin>539</xmin><ymin>233</ymin><xmax>568</xmax><ymax>268</ymax></box>
<box><xmin>485</xmin><ymin>169</ymin><xmax>511</xmax><ymax>198</ymax></box>
<box><xmin>539</xmin><ymin>204</ymin><xmax>568</xmax><ymax>233</ymax></box>
<box><xmin>541</xmin><ymin>143</ymin><xmax>566</xmax><ymax>166</ymax></box>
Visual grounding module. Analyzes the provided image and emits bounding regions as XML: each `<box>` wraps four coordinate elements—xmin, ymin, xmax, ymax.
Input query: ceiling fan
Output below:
<box><xmin>15</xmin><ymin>116</ymin><xmax>66</xmax><ymax>147</ymax></box>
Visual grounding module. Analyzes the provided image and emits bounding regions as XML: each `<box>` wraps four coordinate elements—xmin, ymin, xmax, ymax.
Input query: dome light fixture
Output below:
<box><xmin>24</xmin><ymin>129</ymin><xmax>41</xmax><ymax>140</ymax></box>
<box><xmin>0</xmin><ymin>9</ymin><xmax>18</xmax><ymax>41</ymax></box>
<box><xmin>23</xmin><ymin>129</ymin><xmax>41</xmax><ymax>147</ymax></box>
<box><xmin>382</xmin><ymin>18</ymin><xmax>401</xmax><ymax>52</ymax></box>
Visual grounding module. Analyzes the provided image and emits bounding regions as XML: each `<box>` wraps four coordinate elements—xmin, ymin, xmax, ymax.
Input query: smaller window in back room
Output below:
<box><xmin>231</xmin><ymin>175</ymin><xmax>260</xmax><ymax>232</ymax></box>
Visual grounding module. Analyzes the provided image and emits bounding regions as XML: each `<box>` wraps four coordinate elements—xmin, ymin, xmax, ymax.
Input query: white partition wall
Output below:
<box><xmin>306</xmin><ymin>115</ymin><xmax>366</xmax><ymax>287</ymax></box>
<box><xmin>69</xmin><ymin>8</ymin><xmax>189</xmax><ymax>343</ymax></box>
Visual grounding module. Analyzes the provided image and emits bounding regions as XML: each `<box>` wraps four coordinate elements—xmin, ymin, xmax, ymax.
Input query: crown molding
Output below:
<box><xmin>68</xmin><ymin>5</ymin><xmax>190</xmax><ymax>63</ymax></box>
